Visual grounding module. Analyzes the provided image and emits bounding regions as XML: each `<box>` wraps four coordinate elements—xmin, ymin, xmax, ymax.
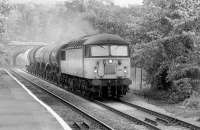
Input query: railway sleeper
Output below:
<box><xmin>144</xmin><ymin>118</ymin><xmax>158</xmax><ymax>126</ymax></box>
<box><xmin>72</xmin><ymin>122</ymin><xmax>81</xmax><ymax>130</ymax></box>
<box><xmin>71</xmin><ymin>121</ymin><xmax>89</xmax><ymax>130</ymax></box>
<box><xmin>155</xmin><ymin>117</ymin><xmax>170</xmax><ymax>125</ymax></box>
<box><xmin>81</xmin><ymin>122</ymin><xmax>90</xmax><ymax>130</ymax></box>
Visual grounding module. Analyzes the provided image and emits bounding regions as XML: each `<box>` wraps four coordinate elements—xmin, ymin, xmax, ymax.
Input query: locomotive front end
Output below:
<box><xmin>84</xmin><ymin>44</ymin><xmax>131</xmax><ymax>80</ymax></box>
<box><xmin>83</xmin><ymin>35</ymin><xmax>132</xmax><ymax>98</ymax></box>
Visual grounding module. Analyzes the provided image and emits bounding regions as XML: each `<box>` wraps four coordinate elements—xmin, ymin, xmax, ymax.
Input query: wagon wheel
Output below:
<box><xmin>116</xmin><ymin>86</ymin><xmax>122</xmax><ymax>98</ymax></box>
<box><xmin>97</xmin><ymin>86</ymin><xmax>103</xmax><ymax>98</ymax></box>
<box><xmin>81</xmin><ymin>81</ymin><xmax>86</xmax><ymax>96</ymax></box>
<box><xmin>69</xmin><ymin>79</ymin><xmax>74</xmax><ymax>92</ymax></box>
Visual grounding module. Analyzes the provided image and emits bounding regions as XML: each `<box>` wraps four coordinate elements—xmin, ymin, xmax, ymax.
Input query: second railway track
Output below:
<box><xmin>120</xmin><ymin>101</ymin><xmax>200</xmax><ymax>130</ymax></box>
<box><xmin>96</xmin><ymin>100</ymin><xmax>200</xmax><ymax>130</ymax></box>
<box><xmin>11</xmin><ymin>68</ymin><xmax>200</xmax><ymax>130</ymax></box>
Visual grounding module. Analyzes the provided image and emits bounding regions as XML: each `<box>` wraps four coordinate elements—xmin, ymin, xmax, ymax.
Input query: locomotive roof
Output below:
<box><xmin>33</xmin><ymin>33</ymin><xmax>128</xmax><ymax>55</ymax></box>
<box><xmin>82</xmin><ymin>33</ymin><xmax>129</xmax><ymax>45</ymax></box>
<box><xmin>50</xmin><ymin>33</ymin><xmax>129</xmax><ymax>52</ymax></box>
<box><xmin>32</xmin><ymin>34</ymin><xmax>128</xmax><ymax>52</ymax></box>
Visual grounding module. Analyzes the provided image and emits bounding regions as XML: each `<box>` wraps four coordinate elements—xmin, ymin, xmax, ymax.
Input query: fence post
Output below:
<box><xmin>140</xmin><ymin>68</ymin><xmax>142</xmax><ymax>90</ymax></box>
<box><xmin>135</xmin><ymin>66</ymin><xmax>136</xmax><ymax>89</ymax></box>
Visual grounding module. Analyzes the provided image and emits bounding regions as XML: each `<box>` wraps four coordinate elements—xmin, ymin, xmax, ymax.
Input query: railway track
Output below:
<box><xmin>120</xmin><ymin>101</ymin><xmax>200</xmax><ymax>130</ymax></box>
<box><xmin>96</xmin><ymin>100</ymin><xmax>200</xmax><ymax>130</ymax></box>
<box><xmin>12</xmin><ymin>68</ymin><xmax>200</xmax><ymax>130</ymax></box>
<box><xmin>94</xmin><ymin>100</ymin><xmax>161</xmax><ymax>130</ymax></box>
<box><xmin>10</xmin><ymin>69</ymin><xmax>114</xmax><ymax>130</ymax></box>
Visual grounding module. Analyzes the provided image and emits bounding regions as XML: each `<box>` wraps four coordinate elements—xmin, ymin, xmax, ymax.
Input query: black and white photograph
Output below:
<box><xmin>0</xmin><ymin>0</ymin><xmax>200</xmax><ymax>129</ymax></box>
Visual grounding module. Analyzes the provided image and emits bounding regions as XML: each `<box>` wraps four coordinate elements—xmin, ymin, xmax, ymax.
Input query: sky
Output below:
<box><xmin>9</xmin><ymin>0</ymin><xmax>143</xmax><ymax>7</ymax></box>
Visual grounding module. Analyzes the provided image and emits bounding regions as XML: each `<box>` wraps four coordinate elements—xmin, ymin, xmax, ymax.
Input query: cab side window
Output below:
<box><xmin>61</xmin><ymin>50</ymin><xmax>66</xmax><ymax>60</ymax></box>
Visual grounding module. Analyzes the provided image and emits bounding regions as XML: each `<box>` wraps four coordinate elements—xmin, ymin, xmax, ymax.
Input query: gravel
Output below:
<box><xmin>104</xmin><ymin>102</ymin><xmax>188</xmax><ymax>130</ymax></box>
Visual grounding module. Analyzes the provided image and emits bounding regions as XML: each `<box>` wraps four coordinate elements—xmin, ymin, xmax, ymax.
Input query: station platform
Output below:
<box><xmin>0</xmin><ymin>69</ymin><xmax>71</xmax><ymax>130</ymax></box>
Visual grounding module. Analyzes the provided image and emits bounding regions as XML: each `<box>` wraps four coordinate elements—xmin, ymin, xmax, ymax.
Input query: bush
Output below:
<box><xmin>169</xmin><ymin>79</ymin><xmax>192</xmax><ymax>103</ymax></box>
<box><xmin>142</xmin><ymin>88</ymin><xmax>171</xmax><ymax>102</ymax></box>
<box><xmin>134</xmin><ymin>34</ymin><xmax>200</xmax><ymax>103</ymax></box>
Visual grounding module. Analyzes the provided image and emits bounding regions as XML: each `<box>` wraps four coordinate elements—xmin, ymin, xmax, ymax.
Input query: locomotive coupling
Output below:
<box><xmin>122</xmin><ymin>78</ymin><xmax>132</xmax><ymax>86</ymax></box>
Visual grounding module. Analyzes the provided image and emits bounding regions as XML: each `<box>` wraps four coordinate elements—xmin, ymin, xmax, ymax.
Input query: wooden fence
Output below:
<box><xmin>129</xmin><ymin>67</ymin><xmax>150</xmax><ymax>90</ymax></box>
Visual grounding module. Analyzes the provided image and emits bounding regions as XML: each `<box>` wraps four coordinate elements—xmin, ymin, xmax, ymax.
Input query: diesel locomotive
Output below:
<box><xmin>21</xmin><ymin>33</ymin><xmax>132</xmax><ymax>98</ymax></box>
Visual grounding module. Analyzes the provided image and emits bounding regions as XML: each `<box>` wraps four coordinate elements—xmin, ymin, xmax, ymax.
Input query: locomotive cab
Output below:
<box><xmin>84</xmin><ymin>44</ymin><xmax>131</xmax><ymax>79</ymax></box>
<box><xmin>83</xmin><ymin>38</ymin><xmax>132</xmax><ymax>98</ymax></box>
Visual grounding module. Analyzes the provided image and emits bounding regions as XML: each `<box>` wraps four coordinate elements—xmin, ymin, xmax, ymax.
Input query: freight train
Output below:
<box><xmin>18</xmin><ymin>33</ymin><xmax>132</xmax><ymax>98</ymax></box>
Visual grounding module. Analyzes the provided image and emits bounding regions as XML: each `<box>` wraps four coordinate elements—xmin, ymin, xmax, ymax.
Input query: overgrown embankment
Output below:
<box><xmin>134</xmin><ymin>34</ymin><xmax>200</xmax><ymax>103</ymax></box>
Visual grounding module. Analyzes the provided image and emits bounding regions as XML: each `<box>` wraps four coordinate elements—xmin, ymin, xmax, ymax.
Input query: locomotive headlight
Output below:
<box><xmin>94</xmin><ymin>66</ymin><xmax>98</xmax><ymax>73</ymax></box>
<box><xmin>124</xmin><ymin>69</ymin><xmax>127</xmax><ymax>73</ymax></box>
<box><xmin>124</xmin><ymin>66</ymin><xmax>128</xmax><ymax>74</ymax></box>
<box><xmin>108</xmin><ymin>59</ymin><xmax>113</xmax><ymax>64</ymax></box>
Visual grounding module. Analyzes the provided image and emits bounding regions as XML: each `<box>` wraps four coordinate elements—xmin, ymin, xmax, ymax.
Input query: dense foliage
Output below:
<box><xmin>131</xmin><ymin>0</ymin><xmax>200</xmax><ymax>103</ymax></box>
<box><xmin>0</xmin><ymin>0</ymin><xmax>10</xmax><ymax>40</ymax></box>
<box><xmin>0</xmin><ymin>0</ymin><xmax>10</xmax><ymax>66</ymax></box>
<box><xmin>134</xmin><ymin>34</ymin><xmax>200</xmax><ymax>102</ymax></box>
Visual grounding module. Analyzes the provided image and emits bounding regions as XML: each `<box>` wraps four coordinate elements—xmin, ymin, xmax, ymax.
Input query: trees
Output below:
<box><xmin>134</xmin><ymin>33</ymin><xmax>200</xmax><ymax>102</ymax></box>
<box><xmin>7</xmin><ymin>1</ymin><xmax>97</xmax><ymax>42</ymax></box>
<box><xmin>129</xmin><ymin>0</ymin><xmax>200</xmax><ymax>102</ymax></box>
<box><xmin>0</xmin><ymin>0</ymin><xmax>10</xmax><ymax>66</ymax></box>
<box><xmin>0</xmin><ymin>0</ymin><xmax>10</xmax><ymax>41</ymax></box>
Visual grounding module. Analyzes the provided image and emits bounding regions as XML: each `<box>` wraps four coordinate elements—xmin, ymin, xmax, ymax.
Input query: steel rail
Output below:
<box><xmin>11</xmin><ymin>69</ymin><xmax>114</xmax><ymax>130</ymax></box>
<box><xmin>120</xmin><ymin>101</ymin><xmax>200</xmax><ymax>130</ymax></box>
<box><xmin>94</xmin><ymin>100</ymin><xmax>161</xmax><ymax>130</ymax></box>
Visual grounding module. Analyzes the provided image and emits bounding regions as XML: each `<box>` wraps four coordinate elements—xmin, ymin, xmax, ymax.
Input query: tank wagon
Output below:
<box><xmin>26</xmin><ymin>33</ymin><xmax>132</xmax><ymax>98</ymax></box>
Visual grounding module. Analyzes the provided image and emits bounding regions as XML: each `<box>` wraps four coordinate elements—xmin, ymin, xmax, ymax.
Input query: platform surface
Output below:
<box><xmin>0</xmin><ymin>69</ymin><xmax>70</xmax><ymax>130</ymax></box>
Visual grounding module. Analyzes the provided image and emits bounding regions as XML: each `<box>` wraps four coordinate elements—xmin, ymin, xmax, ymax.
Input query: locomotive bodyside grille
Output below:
<box><xmin>104</xmin><ymin>64</ymin><xmax>116</xmax><ymax>74</ymax></box>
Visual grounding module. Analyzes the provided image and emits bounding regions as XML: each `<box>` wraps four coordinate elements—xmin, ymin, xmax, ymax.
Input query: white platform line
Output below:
<box><xmin>5</xmin><ymin>69</ymin><xmax>71</xmax><ymax>130</ymax></box>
